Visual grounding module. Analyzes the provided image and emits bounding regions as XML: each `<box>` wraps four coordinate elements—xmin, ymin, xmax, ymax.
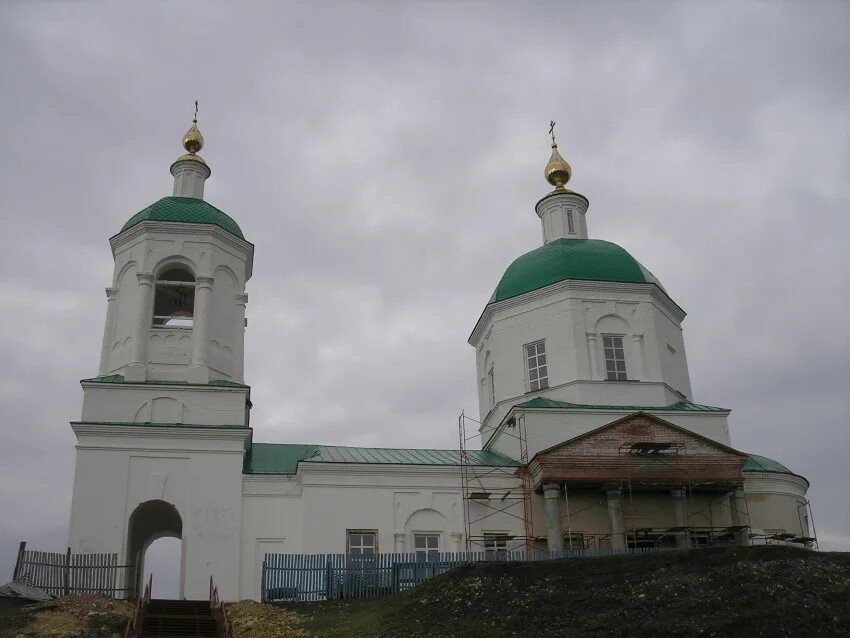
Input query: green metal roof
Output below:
<box><xmin>490</xmin><ymin>238</ymin><xmax>662</xmax><ymax>304</ymax></box>
<box><xmin>244</xmin><ymin>443</ymin><xmax>519</xmax><ymax>475</ymax></box>
<box><xmin>743</xmin><ymin>454</ymin><xmax>794</xmax><ymax>474</ymax></box>
<box><xmin>82</xmin><ymin>375</ymin><xmax>248</xmax><ymax>389</ymax></box>
<box><xmin>514</xmin><ymin>396</ymin><xmax>729</xmax><ymax>412</ymax></box>
<box><xmin>118</xmin><ymin>197</ymin><xmax>245</xmax><ymax>239</ymax></box>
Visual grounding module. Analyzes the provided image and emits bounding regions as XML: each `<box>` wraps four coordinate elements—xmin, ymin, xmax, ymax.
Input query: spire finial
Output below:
<box><xmin>544</xmin><ymin>120</ymin><xmax>571</xmax><ymax>189</ymax></box>
<box><xmin>182</xmin><ymin>100</ymin><xmax>204</xmax><ymax>155</ymax></box>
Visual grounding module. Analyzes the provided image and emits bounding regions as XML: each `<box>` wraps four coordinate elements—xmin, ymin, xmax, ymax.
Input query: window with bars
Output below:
<box><xmin>603</xmin><ymin>335</ymin><xmax>628</xmax><ymax>381</ymax></box>
<box><xmin>483</xmin><ymin>533</ymin><xmax>509</xmax><ymax>559</ymax></box>
<box><xmin>525</xmin><ymin>341</ymin><xmax>549</xmax><ymax>391</ymax></box>
<box><xmin>413</xmin><ymin>534</ymin><xmax>440</xmax><ymax>561</ymax></box>
<box><xmin>346</xmin><ymin>531</ymin><xmax>377</xmax><ymax>556</ymax></box>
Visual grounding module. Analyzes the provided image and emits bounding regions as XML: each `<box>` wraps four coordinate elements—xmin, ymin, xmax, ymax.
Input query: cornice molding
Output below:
<box><xmin>481</xmin><ymin>382</ymin><xmax>729</xmax><ymax>449</ymax></box>
<box><xmin>110</xmin><ymin>221</ymin><xmax>255</xmax><ymax>256</ymax></box>
<box><xmin>743</xmin><ymin>471</ymin><xmax>810</xmax><ymax>494</ymax></box>
<box><xmin>469</xmin><ymin>279</ymin><xmax>686</xmax><ymax>345</ymax></box>
<box><xmin>71</xmin><ymin>422</ymin><xmax>252</xmax><ymax>442</ymax></box>
<box><xmin>80</xmin><ymin>380</ymin><xmax>250</xmax><ymax>394</ymax></box>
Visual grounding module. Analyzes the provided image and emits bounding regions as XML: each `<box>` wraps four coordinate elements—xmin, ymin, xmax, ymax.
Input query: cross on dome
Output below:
<box><xmin>544</xmin><ymin>120</ymin><xmax>571</xmax><ymax>190</ymax></box>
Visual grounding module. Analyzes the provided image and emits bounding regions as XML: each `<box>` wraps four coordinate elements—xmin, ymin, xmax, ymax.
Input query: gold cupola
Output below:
<box><xmin>173</xmin><ymin>101</ymin><xmax>207</xmax><ymax>166</ymax></box>
<box><xmin>544</xmin><ymin>120</ymin><xmax>571</xmax><ymax>190</ymax></box>
<box><xmin>170</xmin><ymin>101</ymin><xmax>212</xmax><ymax>199</ymax></box>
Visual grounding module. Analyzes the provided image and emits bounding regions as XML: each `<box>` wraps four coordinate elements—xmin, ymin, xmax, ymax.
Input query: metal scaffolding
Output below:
<box><xmin>458</xmin><ymin>410</ymin><xmax>535</xmax><ymax>552</ymax></box>
<box><xmin>614</xmin><ymin>440</ymin><xmax>755</xmax><ymax>549</ymax></box>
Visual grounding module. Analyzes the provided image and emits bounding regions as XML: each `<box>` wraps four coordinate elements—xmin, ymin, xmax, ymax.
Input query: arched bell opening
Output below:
<box><xmin>153</xmin><ymin>265</ymin><xmax>196</xmax><ymax>327</ymax></box>
<box><xmin>126</xmin><ymin>500</ymin><xmax>183</xmax><ymax>598</ymax></box>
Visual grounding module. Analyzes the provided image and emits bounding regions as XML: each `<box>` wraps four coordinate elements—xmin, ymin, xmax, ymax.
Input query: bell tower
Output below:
<box><xmin>68</xmin><ymin>111</ymin><xmax>252</xmax><ymax>600</ymax></box>
<box><xmin>98</xmin><ymin>108</ymin><xmax>253</xmax><ymax>385</ymax></box>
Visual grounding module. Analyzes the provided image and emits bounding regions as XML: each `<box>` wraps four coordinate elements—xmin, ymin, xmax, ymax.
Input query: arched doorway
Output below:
<box><xmin>126</xmin><ymin>500</ymin><xmax>183</xmax><ymax>598</ymax></box>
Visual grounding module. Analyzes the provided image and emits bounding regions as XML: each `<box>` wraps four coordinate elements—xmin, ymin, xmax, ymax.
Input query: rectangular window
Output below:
<box><xmin>347</xmin><ymin>530</ymin><xmax>377</xmax><ymax>556</ymax></box>
<box><xmin>567</xmin><ymin>209</ymin><xmax>575</xmax><ymax>234</ymax></box>
<box><xmin>525</xmin><ymin>341</ymin><xmax>549</xmax><ymax>391</ymax></box>
<box><xmin>413</xmin><ymin>533</ymin><xmax>440</xmax><ymax>561</ymax></box>
<box><xmin>603</xmin><ymin>335</ymin><xmax>628</xmax><ymax>381</ymax></box>
<box><xmin>483</xmin><ymin>533</ymin><xmax>509</xmax><ymax>559</ymax></box>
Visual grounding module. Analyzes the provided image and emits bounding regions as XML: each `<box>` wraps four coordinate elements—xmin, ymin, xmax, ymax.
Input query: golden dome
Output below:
<box><xmin>545</xmin><ymin>143</ymin><xmax>571</xmax><ymax>189</ymax></box>
<box><xmin>173</xmin><ymin>152</ymin><xmax>207</xmax><ymax>166</ymax></box>
<box><xmin>182</xmin><ymin>120</ymin><xmax>204</xmax><ymax>154</ymax></box>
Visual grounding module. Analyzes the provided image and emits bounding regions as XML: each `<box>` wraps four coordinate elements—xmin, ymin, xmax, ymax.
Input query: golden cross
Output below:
<box><xmin>193</xmin><ymin>100</ymin><xmax>199</xmax><ymax>123</ymax></box>
<box><xmin>549</xmin><ymin>120</ymin><xmax>557</xmax><ymax>146</ymax></box>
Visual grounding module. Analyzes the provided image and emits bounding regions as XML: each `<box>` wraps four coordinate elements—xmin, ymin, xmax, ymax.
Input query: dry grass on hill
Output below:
<box><xmin>2</xmin><ymin>547</ymin><xmax>849</xmax><ymax>637</ymax></box>
<box><xmin>0</xmin><ymin>595</ymin><xmax>132</xmax><ymax>638</ymax></box>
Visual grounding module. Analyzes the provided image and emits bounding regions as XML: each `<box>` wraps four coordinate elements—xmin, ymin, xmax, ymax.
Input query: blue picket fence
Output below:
<box><xmin>262</xmin><ymin>547</ymin><xmax>669</xmax><ymax>602</ymax></box>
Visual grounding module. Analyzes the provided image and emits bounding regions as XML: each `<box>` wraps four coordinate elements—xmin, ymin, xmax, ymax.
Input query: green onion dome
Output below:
<box><xmin>119</xmin><ymin>197</ymin><xmax>244</xmax><ymax>239</ymax></box>
<box><xmin>490</xmin><ymin>238</ymin><xmax>664</xmax><ymax>304</ymax></box>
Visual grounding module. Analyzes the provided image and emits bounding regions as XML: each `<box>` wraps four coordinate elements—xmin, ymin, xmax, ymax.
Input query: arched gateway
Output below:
<box><xmin>127</xmin><ymin>500</ymin><xmax>183</xmax><ymax>597</ymax></box>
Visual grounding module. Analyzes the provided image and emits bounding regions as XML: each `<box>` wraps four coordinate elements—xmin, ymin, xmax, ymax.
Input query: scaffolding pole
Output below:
<box><xmin>459</xmin><ymin>410</ymin><xmax>535</xmax><ymax>552</ymax></box>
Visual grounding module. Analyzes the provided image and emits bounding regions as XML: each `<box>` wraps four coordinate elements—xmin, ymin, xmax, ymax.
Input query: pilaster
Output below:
<box><xmin>586</xmin><ymin>332</ymin><xmax>600</xmax><ymax>380</ymax></box>
<box><xmin>234</xmin><ymin>293</ymin><xmax>248</xmax><ymax>382</ymax></box>
<box><xmin>99</xmin><ymin>287</ymin><xmax>119</xmax><ymax>375</ymax></box>
<box><xmin>126</xmin><ymin>273</ymin><xmax>155</xmax><ymax>382</ymax></box>
<box><xmin>188</xmin><ymin>276</ymin><xmax>214</xmax><ymax>384</ymax></box>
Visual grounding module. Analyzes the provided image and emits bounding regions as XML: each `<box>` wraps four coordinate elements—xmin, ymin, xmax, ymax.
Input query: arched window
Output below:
<box><xmin>153</xmin><ymin>267</ymin><xmax>195</xmax><ymax>327</ymax></box>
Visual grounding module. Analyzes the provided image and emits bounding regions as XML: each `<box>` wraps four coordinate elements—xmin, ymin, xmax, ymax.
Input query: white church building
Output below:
<box><xmin>67</xmin><ymin>116</ymin><xmax>814</xmax><ymax>601</ymax></box>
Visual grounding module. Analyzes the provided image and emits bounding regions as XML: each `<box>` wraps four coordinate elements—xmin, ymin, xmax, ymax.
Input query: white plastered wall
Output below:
<box><xmin>81</xmin><ymin>383</ymin><xmax>249</xmax><ymax>426</ymax></box>
<box><xmin>67</xmin><ymin>425</ymin><xmax>249</xmax><ymax>600</ymax></box>
<box><xmin>237</xmin><ymin>463</ymin><xmax>525</xmax><ymax>600</ymax></box>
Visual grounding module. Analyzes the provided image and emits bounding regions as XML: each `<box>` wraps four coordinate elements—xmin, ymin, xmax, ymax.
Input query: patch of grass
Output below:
<box><xmin>274</xmin><ymin>596</ymin><xmax>407</xmax><ymax>637</ymax></box>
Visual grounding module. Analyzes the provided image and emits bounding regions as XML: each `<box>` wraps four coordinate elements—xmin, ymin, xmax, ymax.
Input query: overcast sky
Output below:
<box><xmin>1</xmin><ymin>1</ymin><xmax>848</xmax><ymax>591</ymax></box>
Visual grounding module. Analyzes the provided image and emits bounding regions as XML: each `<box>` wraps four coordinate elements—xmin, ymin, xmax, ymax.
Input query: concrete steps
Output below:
<box><xmin>139</xmin><ymin>599</ymin><xmax>217</xmax><ymax>637</ymax></box>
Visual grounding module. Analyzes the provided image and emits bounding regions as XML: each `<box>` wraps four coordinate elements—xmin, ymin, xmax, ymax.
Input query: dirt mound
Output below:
<box><xmin>227</xmin><ymin>600</ymin><xmax>307</xmax><ymax>637</ymax></box>
<box><xmin>0</xmin><ymin>595</ymin><xmax>132</xmax><ymax>638</ymax></box>
<box><xmin>376</xmin><ymin>546</ymin><xmax>850</xmax><ymax>637</ymax></box>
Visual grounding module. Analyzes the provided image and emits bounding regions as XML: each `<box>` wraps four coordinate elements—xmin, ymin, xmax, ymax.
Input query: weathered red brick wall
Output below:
<box><xmin>528</xmin><ymin>415</ymin><xmax>746</xmax><ymax>489</ymax></box>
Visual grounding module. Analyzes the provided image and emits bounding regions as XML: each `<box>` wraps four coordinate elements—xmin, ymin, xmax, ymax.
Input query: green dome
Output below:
<box><xmin>119</xmin><ymin>197</ymin><xmax>244</xmax><ymax>239</ymax></box>
<box><xmin>743</xmin><ymin>454</ymin><xmax>794</xmax><ymax>475</ymax></box>
<box><xmin>490</xmin><ymin>238</ymin><xmax>662</xmax><ymax>304</ymax></box>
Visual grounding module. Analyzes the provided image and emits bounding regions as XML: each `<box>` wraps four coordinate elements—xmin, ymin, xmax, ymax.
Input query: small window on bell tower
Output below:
<box><xmin>153</xmin><ymin>267</ymin><xmax>195</xmax><ymax>327</ymax></box>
